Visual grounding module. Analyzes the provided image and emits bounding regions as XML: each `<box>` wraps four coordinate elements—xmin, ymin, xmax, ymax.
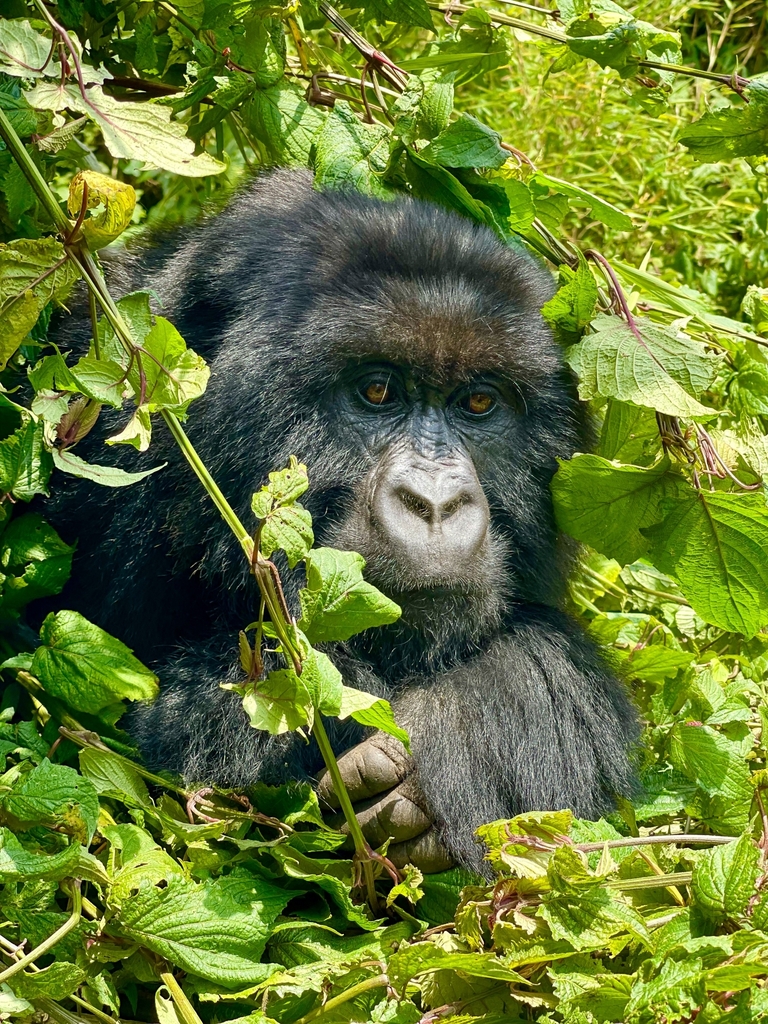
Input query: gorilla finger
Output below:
<box><xmin>328</xmin><ymin>778</ymin><xmax>432</xmax><ymax>847</ymax></box>
<box><xmin>317</xmin><ymin>733</ymin><xmax>410</xmax><ymax>808</ymax></box>
<box><xmin>389</xmin><ymin>828</ymin><xmax>455</xmax><ymax>874</ymax></box>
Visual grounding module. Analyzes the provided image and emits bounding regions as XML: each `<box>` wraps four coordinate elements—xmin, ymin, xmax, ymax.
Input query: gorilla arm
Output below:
<box><xmin>320</xmin><ymin>607</ymin><xmax>639</xmax><ymax>874</ymax></box>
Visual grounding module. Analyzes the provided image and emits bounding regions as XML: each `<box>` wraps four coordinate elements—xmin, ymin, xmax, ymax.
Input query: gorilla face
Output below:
<box><xmin>325</xmin><ymin>360</ymin><xmax>512</xmax><ymax>640</ymax></box>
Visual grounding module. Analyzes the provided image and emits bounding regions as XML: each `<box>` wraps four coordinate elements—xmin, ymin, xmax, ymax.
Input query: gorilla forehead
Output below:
<box><xmin>210</xmin><ymin>172</ymin><xmax>559</xmax><ymax>390</ymax></box>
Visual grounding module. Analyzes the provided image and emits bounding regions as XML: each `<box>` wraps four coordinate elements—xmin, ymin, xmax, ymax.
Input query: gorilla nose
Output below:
<box><xmin>372</xmin><ymin>455</ymin><xmax>489</xmax><ymax>572</ymax></box>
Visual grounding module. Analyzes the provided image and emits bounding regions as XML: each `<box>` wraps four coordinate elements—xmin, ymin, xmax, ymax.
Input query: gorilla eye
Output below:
<box><xmin>464</xmin><ymin>392</ymin><xmax>495</xmax><ymax>416</ymax></box>
<box><xmin>362</xmin><ymin>381</ymin><xmax>393</xmax><ymax>406</ymax></box>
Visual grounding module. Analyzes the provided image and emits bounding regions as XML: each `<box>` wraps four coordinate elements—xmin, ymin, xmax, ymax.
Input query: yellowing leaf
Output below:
<box><xmin>67</xmin><ymin>170</ymin><xmax>136</xmax><ymax>248</ymax></box>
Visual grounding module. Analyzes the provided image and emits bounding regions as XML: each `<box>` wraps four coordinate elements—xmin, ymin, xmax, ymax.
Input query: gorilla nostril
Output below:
<box><xmin>439</xmin><ymin>494</ymin><xmax>470</xmax><ymax>521</ymax></box>
<box><xmin>397</xmin><ymin>488</ymin><xmax>435</xmax><ymax>523</ymax></box>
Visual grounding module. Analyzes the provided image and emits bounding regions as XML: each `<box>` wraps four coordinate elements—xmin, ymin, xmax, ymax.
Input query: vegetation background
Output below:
<box><xmin>1</xmin><ymin>1</ymin><xmax>768</xmax><ymax>1022</ymax></box>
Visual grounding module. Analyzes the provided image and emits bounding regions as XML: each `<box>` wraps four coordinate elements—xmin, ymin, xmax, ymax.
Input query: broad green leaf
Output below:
<box><xmin>338</xmin><ymin>685</ymin><xmax>411</xmax><ymax>751</ymax></box>
<box><xmin>252</xmin><ymin>458</ymin><xmax>310</xmax><ymax>512</ymax></box>
<box><xmin>679</xmin><ymin>82</ymin><xmax>768</xmax><ymax>162</ymax></box>
<box><xmin>0</xmin><ymin>760</ymin><xmax>99</xmax><ymax>844</ymax></box>
<box><xmin>0</xmin><ymin>238</ymin><xmax>78</xmax><ymax>367</ymax></box>
<box><xmin>426</xmin><ymin>113</ymin><xmax>507</xmax><ymax>169</ymax></box>
<box><xmin>68</xmin><ymin>356</ymin><xmax>127</xmax><ymax>407</ymax></box>
<box><xmin>0</xmin><ymin>418</ymin><xmax>53</xmax><ymax>501</ymax></box>
<box><xmin>387</xmin><ymin>941</ymin><xmax>526</xmax><ymax>995</ymax></box>
<box><xmin>235</xmin><ymin>669</ymin><xmax>311</xmax><ymax>734</ymax></box>
<box><xmin>542</xmin><ymin>256</ymin><xmax>599</xmax><ymax>335</ymax></box>
<box><xmin>243</xmin><ymin>82</ymin><xmax>325</xmax><ymax>165</ymax></box>
<box><xmin>566</xmin><ymin>315</ymin><xmax>719</xmax><ymax>417</ymax></box>
<box><xmin>647</xmin><ymin>489</ymin><xmax>768</xmax><ymax>636</ymax></box>
<box><xmin>552</xmin><ymin>453</ymin><xmax>672</xmax><ymax>566</ymax></box>
<box><xmin>363</xmin><ymin>0</ymin><xmax>434</xmax><ymax>30</ymax></box>
<box><xmin>26</xmin><ymin>81</ymin><xmax>225</xmax><ymax>177</ymax></box>
<box><xmin>542</xmin><ymin>867</ymin><xmax>651</xmax><ymax>949</ymax></box>
<box><xmin>0</xmin><ymin>19</ymin><xmax>60</xmax><ymax>78</ymax></box>
<box><xmin>669</xmin><ymin>722</ymin><xmax>752</xmax><ymax>833</ymax></box>
<box><xmin>531</xmin><ymin>172</ymin><xmax>632</xmax><ymax>231</ymax></box>
<box><xmin>133</xmin><ymin>317</ymin><xmax>210</xmax><ymax>414</ymax></box>
<box><xmin>259</xmin><ymin>504</ymin><xmax>313</xmax><ymax>566</ymax></box>
<box><xmin>0</xmin><ymin>513</ymin><xmax>73</xmax><ymax>609</ymax></box>
<box><xmin>52</xmin><ymin>447</ymin><xmax>165</xmax><ymax>487</ymax></box>
<box><xmin>67</xmin><ymin>171</ymin><xmax>136</xmax><ymax>249</ymax></box>
<box><xmin>598</xmin><ymin>401</ymin><xmax>661</xmax><ymax>466</ymax></box>
<box><xmin>0</xmin><ymin>826</ymin><xmax>81</xmax><ymax>880</ymax></box>
<box><xmin>298</xmin><ymin>547</ymin><xmax>401</xmax><ymax>643</ymax></box>
<box><xmin>419</xmin><ymin>72</ymin><xmax>456</xmax><ymax>138</ymax></box>
<box><xmin>9</xmin><ymin>961</ymin><xmax>86</xmax><ymax>1001</ymax></box>
<box><xmin>625</xmin><ymin>957</ymin><xmax>705</xmax><ymax>1023</ymax></box>
<box><xmin>109</xmin><ymin>872</ymin><xmax>288</xmax><ymax>985</ymax></box>
<box><xmin>314</xmin><ymin>103</ymin><xmax>395</xmax><ymax>199</ymax></box>
<box><xmin>560</xmin><ymin>0</ymin><xmax>681</xmax><ymax>79</ymax></box>
<box><xmin>268</xmin><ymin>919</ymin><xmax>414</xmax><ymax>969</ymax></box>
<box><xmin>78</xmin><ymin>747</ymin><xmax>151</xmax><ymax>807</ymax></box>
<box><xmin>692</xmin><ymin>834</ymin><xmax>760</xmax><ymax>920</ymax></box>
<box><xmin>28</xmin><ymin>610</ymin><xmax>159</xmax><ymax>716</ymax></box>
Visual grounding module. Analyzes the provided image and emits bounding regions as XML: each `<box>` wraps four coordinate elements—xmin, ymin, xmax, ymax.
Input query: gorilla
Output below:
<box><xmin>48</xmin><ymin>170</ymin><xmax>639</xmax><ymax>872</ymax></box>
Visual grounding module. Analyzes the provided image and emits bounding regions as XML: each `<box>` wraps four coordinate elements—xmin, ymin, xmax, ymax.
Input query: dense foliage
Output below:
<box><xmin>1</xmin><ymin>0</ymin><xmax>768</xmax><ymax>1021</ymax></box>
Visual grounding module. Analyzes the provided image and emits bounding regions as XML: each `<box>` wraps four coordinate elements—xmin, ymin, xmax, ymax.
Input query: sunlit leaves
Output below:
<box><xmin>679</xmin><ymin>81</ymin><xmax>768</xmax><ymax>162</ymax></box>
<box><xmin>314</xmin><ymin>103</ymin><xmax>395</xmax><ymax>198</ymax></box>
<box><xmin>566</xmin><ymin>314</ymin><xmax>719</xmax><ymax>418</ymax></box>
<box><xmin>67</xmin><ymin>171</ymin><xmax>136</xmax><ymax>249</ymax></box>
<box><xmin>0</xmin><ymin>239</ymin><xmax>78</xmax><ymax>368</ymax></box>
<box><xmin>299</xmin><ymin>547</ymin><xmax>401</xmax><ymax>644</ymax></box>
<box><xmin>20</xmin><ymin>610</ymin><xmax>159</xmax><ymax>719</ymax></box>
<box><xmin>251</xmin><ymin>458</ymin><xmax>314</xmax><ymax>567</ymax></box>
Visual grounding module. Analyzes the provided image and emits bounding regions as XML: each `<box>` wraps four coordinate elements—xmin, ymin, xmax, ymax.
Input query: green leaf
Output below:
<box><xmin>338</xmin><ymin>685</ymin><xmax>411</xmax><ymax>751</ymax></box>
<box><xmin>0</xmin><ymin>759</ymin><xmax>99</xmax><ymax>844</ymax></box>
<box><xmin>679</xmin><ymin>82</ymin><xmax>768</xmax><ymax>162</ymax></box>
<box><xmin>0</xmin><ymin>239</ymin><xmax>78</xmax><ymax>368</ymax></box>
<box><xmin>560</xmin><ymin>0</ymin><xmax>681</xmax><ymax>78</ymax></box>
<box><xmin>136</xmin><ymin>317</ymin><xmax>210</xmax><ymax>414</ymax></box>
<box><xmin>78</xmin><ymin>747</ymin><xmax>151</xmax><ymax>807</ymax></box>
<box><xmin>252</xmin><ymin>459</ymin><xmax>313</xmax><ymax>566</ymax></box>
<box><xmin>542</xmin><ymin>861</ymin><xmax>651</xmax><ymax>949</ymax></box>
<box><xmin>363</xmin><ymin>0</ymin><xmax>434</xmax><ymax>31</ymax></box>
<box><xmin>552</xmin><ymin>453</ymin><xmax>672</xmax><ymax>566</ymax></box>
<box><xmin>243</xmin><ymin>82</ymin><xmax>325</xmax><ymax>165</ymax></box>
<box><xmin>298</xmin><ymin>548</ymin><xmax>401</xmax><ymax>643</ymax></box>
<box><xmin>541</xmin><ymin>255</ymin><xmax>598</xmax><ymax>335</ymax></box>
<box><xmin>0</xmin><ymin>418</ymin><xmax>53</xmax><ymax>501</ymax></box>
<box><xmin>0</xmin><ymin>19</ymin><xmax>60</xmax><ymax>78</ymax></box>
<box><xmin>692</xmin><ymin>834</ymin><xmax>760</xmax><ymax>919</ymax></box>
<box><xmin>109</xmin><ymin>872</ymin><xmax>289</xmax><ymax>986</ymax></box>
<box><xmin>9</xmin><ymin>961</ymin><xmax>86</xmax><ymax>1001</ymax></box>
<box><xmin>0</xmin><ymin>826</ymin><xmax>81</xmax><ymax>880</ymax></box>
<box><xmin>0</xmin><ymin>513</ymin><xmax>73</xmax><ymax>610</ymax></box>
<box><xmin>387</xmin><ymin>941</ymin><xmax>527</xmax><ymax>995</ymax></box>
<box><xmin>669</xmin><ymin>722</ymin><xmax>752</xmax><ymax>833</ymax></box>
<box><xmin>625</xmin><ymin>957</ymin><xmax>705</xmax><ymax>1023</ymax></box>
<box><xmin>566</xmin><ymin>315</ymin><xmax>719</xmax><ymax>418</ymax></box>
<box><xmin>531</xmin><ymin>172</ymin><xmax>632</xmax><ymax>230</ymax></box>
<box><xmin>67</xmin><ymin>170</ymin><xmax>136</xmax><ymax>249</ymax></box>
<box><xmin>598</xmin><ymin>401</ymin><xmax>661</xmax><ymax>466</ymax></box>
<box><xmin>647</xmin><ymin>489</ymin><xmax>768</xmax><ymax>636</ymax></box>
<box><xmin>26</xmin><ymin>81</ymin><xmax>226</xmax><ymax>177</ymax></box>
<box><xmin>52</xmin><ymin>447</ymin><xmax>165</xmax><ymax>487</ymax></box>
<box><xmin>26</xmin><ymin>610</ymin><xmax>159</xmax><ymax>717</ymax></box>
<box><xmin>235</xmin><ymin>669</ymin><xmax>311</xmax><ymax>734</ymax></box>
<box><xmin>314</xmin><ymin>103</ymin><xmax>395</xmax><ymax>198</ymax></box>
<box><xmin>426</xmin><ymin>113</ymin><xmax>507</xmax><ymax>169</ymax></box>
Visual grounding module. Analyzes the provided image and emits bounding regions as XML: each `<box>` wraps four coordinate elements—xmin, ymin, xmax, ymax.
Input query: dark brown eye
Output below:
<box><xmin>363</xmin><ymin>381</ymin><xmax>392</xmax><ymax>405</ymax></box>
<box><xmin>465</xmin><ymin>392</ymin><xmax>495</xmax><ymax>415</ymax></box>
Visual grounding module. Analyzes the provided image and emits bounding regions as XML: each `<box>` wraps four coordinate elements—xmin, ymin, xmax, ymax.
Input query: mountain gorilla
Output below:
<box><xmin>48</xmin><ymin>170</ymin><xmax>639</xmax><ymax>872</ymax></box>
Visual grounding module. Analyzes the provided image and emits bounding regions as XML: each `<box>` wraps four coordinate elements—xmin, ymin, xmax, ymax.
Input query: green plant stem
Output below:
<box><xmin>159</xmin><ymin>970</ymin><xmax>205</xmax><ymax>1024</ymax></box>
<box><xmin>0</xmin><ymin>883</ymin><xmax>81</xmax><ymax>984</ymax></box>
<box><xmin>0</xmin><ymin>109</ymin><xmax>71</xmax><ymax>233</ymax></box>
<box><xmin>610</xmin><ymin>871</ymin><xmax>693</xmax><ymax>891</ymax></box>
<box><xmin>296</xmin><ymin>973</ymin><xmax>389</xmax><ymax>1024</ymax></box>
<box><xmin>425</xmin><ymin>2</ymin><xmax>752</xmax><ymax>90</ymax></box>
<box><xmin>313</xmin><ymin>715</ymin><xmax>379</xmax><ymax>910</ymax></box>
<box><xmin>578</xmin><ymin>833</ymin><xmax>735</xmax><ymax>852</ymax></box>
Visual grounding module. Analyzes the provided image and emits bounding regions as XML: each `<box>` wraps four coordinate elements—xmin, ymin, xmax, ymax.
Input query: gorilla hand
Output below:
<box><xmin>317</xmin><ymin>733</ymin><xmax>454</xmax><ymax>873</ymax></box>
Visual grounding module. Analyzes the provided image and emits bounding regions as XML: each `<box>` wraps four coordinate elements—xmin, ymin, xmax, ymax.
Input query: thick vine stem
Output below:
<box><xmin>313</xmin><ymin>716</ymin><xmax>380</xmax><ymax>910</ymax></box>
<box><xmin>0</xmin><ymin>881</ymin><xmax>81</xmax><ymax>984</ymax></box>
<box><xmin>159</xmin><ymin>970</ymin><xmax>205</xmax><ymax>1024</ymax></box>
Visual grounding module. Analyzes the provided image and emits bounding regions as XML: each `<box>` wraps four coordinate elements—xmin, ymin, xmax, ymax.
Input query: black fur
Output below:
<box><xmin>47</xmin><ymin>170</ymin><xmax>640</xmax><ymax>870</ymax></box>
